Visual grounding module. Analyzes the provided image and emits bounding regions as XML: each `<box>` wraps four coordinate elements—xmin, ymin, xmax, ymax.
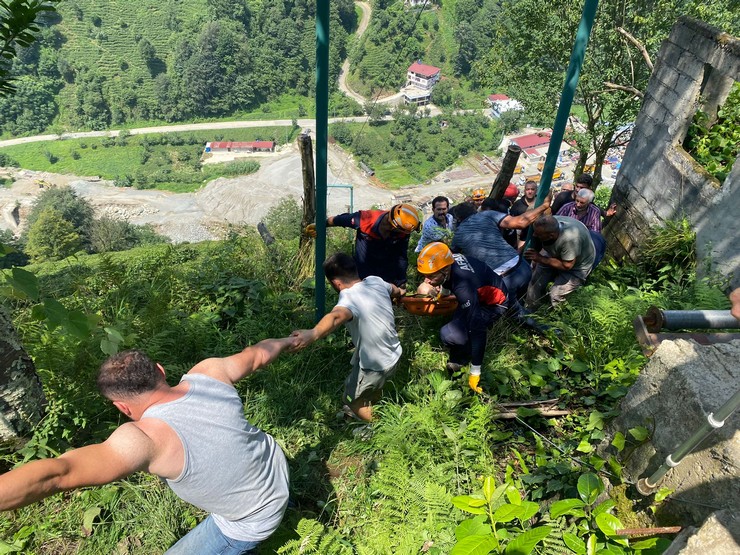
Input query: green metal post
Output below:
<box><xmin>315</xmin><ymin>0</ymin><xmax>329</xmax><ymax>320</ymax></box>
<box><xmin>328</xmin><ymin>184</ymin><xmax>354</xmax><ymax>214</ymax></box>
<box><xmin>532</xmin><ymin>0</ymin><xmax>599</xmax><ymax>213</ymax></box>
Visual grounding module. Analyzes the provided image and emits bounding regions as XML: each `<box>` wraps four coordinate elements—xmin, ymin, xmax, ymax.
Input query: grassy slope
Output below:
<box><xmin>1</xmin><ymin>226</ymin><xmax>730</xmax><ymax>553</ymax></box>
<box><xmin>0</xmin><ymin>127</ymin><xmax>298</xmax><ymax>192</ymax></box>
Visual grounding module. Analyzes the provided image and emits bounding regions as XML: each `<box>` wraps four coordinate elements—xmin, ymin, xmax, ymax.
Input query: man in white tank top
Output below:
<box><xmin>0</xmin><ymin>338</ymin><xmax>295</xmax><ymax>554</ymax></box>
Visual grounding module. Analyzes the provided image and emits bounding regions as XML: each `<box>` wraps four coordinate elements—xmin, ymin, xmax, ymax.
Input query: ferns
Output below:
<box><xmin>350</xmin><ymin>452</ymin><xmax>457</xmax><ymax>555</ymax></box>
<box><xmin>277</xmin><ymin>519</ymin><xmax>354</xmax><ymax>555</ymax></box>
<box><xmin>538</xmin><ymin>516</ymin><xmax>571</xmax><ymax>555</ymax></box>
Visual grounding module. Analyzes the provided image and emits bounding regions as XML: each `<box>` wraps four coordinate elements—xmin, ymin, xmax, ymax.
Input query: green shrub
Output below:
<box><xmin>684</xmin><ymin>82</ymin><xmax>740</xmax><ymax>182</ymax></box>
<box><xmin>262</xmin><ymin>198</ymin><xmax>303</xmax><ymax>241</ymax></box>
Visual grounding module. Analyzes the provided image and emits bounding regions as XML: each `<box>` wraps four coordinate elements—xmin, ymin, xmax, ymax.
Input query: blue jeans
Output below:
<box><xmin>589</xmin><ymin>231</ymin><xmax>606</xmax><ymax>269</ymax></box>
<box><xmin>501</xmin><ymin>259</ymin><xmax>532</xmax><ymax>300</ymax></box>
<box><xmin>166</xmin><ymin>515</ymin><xmax>260</xmax><ymax>555</ymax></box>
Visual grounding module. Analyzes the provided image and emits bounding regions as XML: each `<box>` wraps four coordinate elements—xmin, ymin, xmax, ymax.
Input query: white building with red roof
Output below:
<box><xmin>407</xmin><ymin>61</ymin><xmax>441</xmax><ymax>89</ymax></box>
<box><xmin>487</xmin><ymin>94</ymin><xmax>523</xmax><ymax>118</ymax></box>
<box><xmin>508</xmin><ymin>131</ymin><xmax>570</xmax><ymax>161</ymax></box>
<box><xmin>402</xmin><ymin>61</ymin><xmax>442</xmax><ymax>106</ymax></box>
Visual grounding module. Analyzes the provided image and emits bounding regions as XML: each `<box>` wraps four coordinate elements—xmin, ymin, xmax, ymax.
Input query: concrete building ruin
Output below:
<box><xmin>605</xmin><ymin>17</ymin><xmax>739</xmax><ymax>288</ymax></box>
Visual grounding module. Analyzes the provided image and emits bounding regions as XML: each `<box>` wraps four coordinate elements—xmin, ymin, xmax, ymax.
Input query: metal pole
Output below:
<box><xmin>315</xmin><ymin>0</ymin><xmax>329</xmax><ymax>321</ymax></box>
<box><xmin>328</xmin><ymin>184</ymin><xmax>354</xmax><ymax>213</ymax></box>
<box><xmin>637</xmin><ymin>388</ymin><xmax>740</xmax><ymax>494</ymax></box>
<box><xmin>529</xmin><ymin>0</ymin><xmax>600</xmax><ymax>228</ymax></box>
<box><xmin>643</xmin><ymin>307</ymin><xmax>739</xmax><ymax>332</ymax></box>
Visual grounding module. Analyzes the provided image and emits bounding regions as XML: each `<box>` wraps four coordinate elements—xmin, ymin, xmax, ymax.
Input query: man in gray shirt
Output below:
<box><xmin>290</xmin><ymin>252</ymin><xmax>403</xmax><ymax>422</ymax></box>
<box><xmin>0</xmin><ymin>339</ymin><xmax>294</xmax><ymax>554</ymax></box>
<box><xmin>524</xmin><ymin>215</ymin><xmax>596</xmax><ymax>309</ymax></box>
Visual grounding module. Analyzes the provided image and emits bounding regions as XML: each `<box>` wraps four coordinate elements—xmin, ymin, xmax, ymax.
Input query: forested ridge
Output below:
<box><xmin>0</xmin><ymin>0</ymin><xmax>357</xmax><ymax>134</ymax></box>
<box><xmin>1</xmin><ymin>0</ymin><xmax>736</xmax><ymax>187</ymax></box>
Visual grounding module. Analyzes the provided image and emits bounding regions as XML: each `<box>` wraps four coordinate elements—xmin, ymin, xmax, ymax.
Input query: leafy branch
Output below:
<box><xmin>0</xmin><ymin>0</ymin><xmax>59</xmax><ymax>95</ymax></box>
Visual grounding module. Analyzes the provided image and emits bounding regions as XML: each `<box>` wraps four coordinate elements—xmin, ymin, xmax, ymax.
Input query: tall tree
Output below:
<box><xmin>24</xmin><ymin>187</ymin><xmax>95</xmax><ymax>250</ymax></box>
<box><xmin>477</xmin><ymin>0</ymin><xmax>737</xmax><ymax>186</ymax></box>
<box><xmin>25</xmin><ymin>207</ymin><xmax>82</xmax><ymax>262</ymax></box>
<box><xmin>0</xmin><ymin>0</ymin><xmax>59</xmax><ymax>444</ymax></box>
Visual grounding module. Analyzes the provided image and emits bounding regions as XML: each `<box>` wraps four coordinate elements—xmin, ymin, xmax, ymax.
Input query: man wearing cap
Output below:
<box><xmin>470</xmin><ymin>188</ymin><xmax>486</xmax><ymax>210</ymax></box>
<box><xmin>503</xmin><ymin>183</ymin><xmax>520</xmax><ymax>206</ymax></box>
<box><xmin>416</xmin><ymin>242</ymin><xmax>517</xmax><ymax>393</ymax></box>
<box><xmin>309</xmin><ymin>204</ymin><xmax>420</xmax><ymax>288</ymax></box>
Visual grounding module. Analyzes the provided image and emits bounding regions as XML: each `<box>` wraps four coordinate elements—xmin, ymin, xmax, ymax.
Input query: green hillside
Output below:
<box><xmin>52</xmin><ymin>0</ymin><xmax>208</xmax><ymax>120</ymax></box>
<box><xmin>1</xmin><ymin>213</ymin><xmax>730</xmax><ymax>553</ymax></box>
<box><xmin>0</xmin><ymin>0</ymin><xmax>356</xmax><ymax>135</ymax></box>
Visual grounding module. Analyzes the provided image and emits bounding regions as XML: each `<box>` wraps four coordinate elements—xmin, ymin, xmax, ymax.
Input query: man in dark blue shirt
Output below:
<box><xmin>417</xmin><ymin>242</ymin><xmax>516</xmax><ymax>392</ymax></box>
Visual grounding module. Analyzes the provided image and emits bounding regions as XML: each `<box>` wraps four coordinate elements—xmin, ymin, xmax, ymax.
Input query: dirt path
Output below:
<box><xmin>338</xmin><ymin>2</ymin><xmax>372</xmax><ymax>105</ymax></box>
<box><xmin>0</xmin><ymin>140</ymin><xmax>507</xmax><ymax>243</ymax></box>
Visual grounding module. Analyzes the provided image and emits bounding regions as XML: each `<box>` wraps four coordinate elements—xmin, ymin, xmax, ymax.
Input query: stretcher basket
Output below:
<box><xmin>400</xmin><ymin>294</ymin><xmax>458</xmax><ymax>317</ymax></box>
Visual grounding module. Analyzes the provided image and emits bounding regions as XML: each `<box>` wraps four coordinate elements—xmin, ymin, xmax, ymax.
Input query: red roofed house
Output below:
<box><xmin>509</xmin><ymin>131</ymin><xmax>570</xmax><ymax>162</ymax></box>
<box><xmin>510</xmin><ymin>132</ymin><xmax>552</xmax><ymax>150</ymax></box>
<box><xmin>407</xmin><ymin>61</ymin><xmax>441</xmax><ymax>89</ymax></box>
<box><xmin>488</xmin><ymin>94</ymin><xmax>523</xmax><ymax>118</ymax></box>
<box><xmin>403</xmin><ymin>61</ymin><xmax>442</xmax><ymax>106</ymax></box>
<box><xmin>205</xmin><ymin>141</ymin><xmax>275</xmax><ymax>153</ymax></box>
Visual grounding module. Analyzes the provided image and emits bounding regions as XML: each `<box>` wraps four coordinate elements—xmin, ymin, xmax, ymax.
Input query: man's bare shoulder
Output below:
<box><xmin>111</xmin><ymin>421</ymin><xmax>160</xmax><ymax>451</ymax></box>
<box><xmin>128</xmin><ymin>418</ymin><xmax>185</xmax><ymax>479</ymax></box>
<box><xmin>187</xmin><ymin>358</ymin><xmax>233</xmax><ymax>384</ymax></box>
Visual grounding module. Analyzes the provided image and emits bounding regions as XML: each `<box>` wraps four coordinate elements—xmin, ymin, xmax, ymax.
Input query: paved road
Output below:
<box><xmin>0</xmin><ymin>117</ymin><xmax>394</xmax><ymax>149</ymax></box>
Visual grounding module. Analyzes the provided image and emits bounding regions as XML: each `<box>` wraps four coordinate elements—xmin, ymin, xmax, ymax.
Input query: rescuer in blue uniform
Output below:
<box><xmin>416</xmin><ymin>241</ymin><xmax>517</xmax><ymax>392</ymax></box>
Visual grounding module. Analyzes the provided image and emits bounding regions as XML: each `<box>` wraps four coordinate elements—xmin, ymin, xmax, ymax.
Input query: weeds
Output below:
<box><xmin>0</xmin><ymin>218</ymin><xmax>730</xmax><ymax>553</ymax></box>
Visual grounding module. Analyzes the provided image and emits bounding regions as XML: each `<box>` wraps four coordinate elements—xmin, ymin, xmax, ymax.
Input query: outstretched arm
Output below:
<box><xmin>500</xmin><ymin>191</ymin><xmax>553</xmax><ymax>229</ymax></box>
<box><xmin>0</xmin><ymin>423</ymin><xmax>154</xmax><ymax>511</ymax></box>
<box><xmin>190</xmin><ymin>337</ymin><xmax>295</xmax><ymax>385</ymax></box>
<box><xmin>388</xmin><ymin>283</ymin><xmax>404</xmax><ymax>301</ymax></box>
<box><xmin>289</xmin><ymin>306</ymin><xmax>353</xmax><ymax>351</ymax></box>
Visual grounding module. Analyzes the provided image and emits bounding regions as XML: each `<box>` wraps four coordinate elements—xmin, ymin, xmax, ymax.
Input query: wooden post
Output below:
<box><xmin>299</xmin><ymin>133</ymin><xmax>316</xmax><ymax>250</ymax></box>
<box><xmin>489</xmin><ymin>144</ymin><xmax>522</xmax><ymax>200</ymax></box>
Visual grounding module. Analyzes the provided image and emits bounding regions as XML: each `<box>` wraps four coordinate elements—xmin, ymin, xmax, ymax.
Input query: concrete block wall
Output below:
<box><xmin>605</xmin><ymin>17</ymin><xmax>739</xmax><ymax>288</ymax></box>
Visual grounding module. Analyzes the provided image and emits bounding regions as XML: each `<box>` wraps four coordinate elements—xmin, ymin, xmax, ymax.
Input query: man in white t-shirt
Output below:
<box><xmin>290</xmin><ymin>253</ymin><xmax>403</xmax><ymax>421</ymax></box>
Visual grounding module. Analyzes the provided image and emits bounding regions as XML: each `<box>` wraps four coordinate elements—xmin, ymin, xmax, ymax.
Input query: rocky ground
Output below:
<box><xmin>0</xmin><ymin>142</ymin><xmax>502</xmax><ymax>243</ymax></box>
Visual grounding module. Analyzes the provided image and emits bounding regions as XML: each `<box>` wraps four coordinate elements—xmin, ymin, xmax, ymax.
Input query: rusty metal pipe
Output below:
<box><xmin>643</xmin><ymin>306</ymin><xmax>739</xmax><ymax>333</ymax></box>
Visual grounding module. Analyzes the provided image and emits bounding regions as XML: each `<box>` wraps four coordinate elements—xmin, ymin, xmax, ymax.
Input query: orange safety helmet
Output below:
<box><xmin>417</xmin><ymin>242</ymin><xmax>455</xmax><ymax>274</ymax></box>
<box><xmin>389</xmin><ymin>203</ymin><xmax>421</xmax><ymax>233</ymax></box>
<box><xmin>471</xmin><ymin>188</ymin><xmax>487</xmax><ymax>201</ymax></box>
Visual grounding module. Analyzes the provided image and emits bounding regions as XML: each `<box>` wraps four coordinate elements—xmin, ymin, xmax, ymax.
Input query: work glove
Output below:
<box><xmin>304</xmin><ymin>223</ymin><xmax>317</xmax><ymax>238</ymax></box>
<box><xmin>468</xmin><ymin>365</ymin><xmax>482</xmax><ymax>393</ymax></box>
